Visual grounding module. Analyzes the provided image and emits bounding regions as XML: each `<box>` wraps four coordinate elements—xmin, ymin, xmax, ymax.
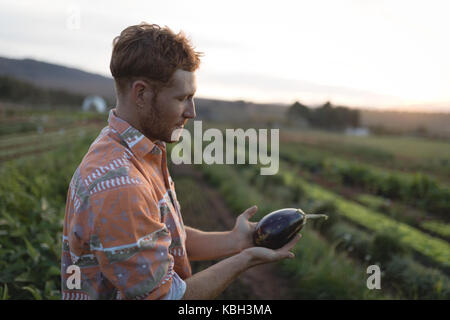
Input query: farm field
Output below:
<box><xmin>203</xmin><ymin>121</ymin><xmax>450</xmax><ymax>184</ymax></box>
<box><xmin>0</xmin><ymin>106</ymin><xmax>449</xmax><ymax>299</ymax></box>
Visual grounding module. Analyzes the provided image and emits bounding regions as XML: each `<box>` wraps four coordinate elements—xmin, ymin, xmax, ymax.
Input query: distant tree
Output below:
<box><xmin>287</xmin><ymin>100</ymin><xmax>360</xmax><ymax>130</ymax></box>
<box><xmin>311</xmin><ymin>101</ymin><xmax>333</xmax><ymax>128</ymax></box>
<box><xmin>0</xmin><ymin>75</ymin><xmax>84</xmax><ymax>108</ymax></box>
<box><xmin>287</xmin><ymin>101</ymin><xmax>311</xmax><ymax>122</ymax></box>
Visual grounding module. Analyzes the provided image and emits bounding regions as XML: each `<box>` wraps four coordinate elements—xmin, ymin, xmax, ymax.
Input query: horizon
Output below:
<box><xmin>3</xmin><ymin>54</ymin><xmax>450</xmax><ymax>115</ymax></box>
<box><xmin>1</xmin><ymin>0</ymin><xmax>450</xmax><ymax>113</ymax></box>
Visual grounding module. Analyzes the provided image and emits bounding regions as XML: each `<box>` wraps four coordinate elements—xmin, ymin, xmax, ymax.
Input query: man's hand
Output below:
<box><xmin>182</xmin><ymin>209</ymin><xmax>302</xmax><ymax>300</ymax></box>
<box><xmin>185</xmin><ymin>205</ymin><xmax>297</xmax><ymax>262</ymax></box>
<box><xmin>231</xmin><ymin>205</ymin><xmax>259</xmax><ymax>252</ymax></box>
<box><xmin>182</xmin><ymin>233</ymin><xmax>302</xmax><ymax>300</ymax></box>
<box><xmin>242</xmin><ymin>233</ymin><xmax>302</xmax><ymax>268</ymax></box>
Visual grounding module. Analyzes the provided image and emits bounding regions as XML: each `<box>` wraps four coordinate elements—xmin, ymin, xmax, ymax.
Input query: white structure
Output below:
<box><xmin>82</xmin><ymin>95</ymin><xmax>107</xmax><ymax>113</ymax></box>
<box><xmin>345</xmin><ymin>127</ymin><xmax>370</xmax><ymax>137</ymax></box>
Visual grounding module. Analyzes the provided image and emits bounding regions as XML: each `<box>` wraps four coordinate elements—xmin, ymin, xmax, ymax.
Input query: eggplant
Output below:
<box><xmin>253</xmin><ymin>208</ymin><xmax>328</xmax><ymax>249</ymax></box>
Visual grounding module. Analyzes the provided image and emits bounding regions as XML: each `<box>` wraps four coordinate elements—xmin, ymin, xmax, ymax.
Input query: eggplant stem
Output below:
<box><xmin>305</xmin><ymin>214</ymin><xmax>328</xmax><ymax>220</ymax></box>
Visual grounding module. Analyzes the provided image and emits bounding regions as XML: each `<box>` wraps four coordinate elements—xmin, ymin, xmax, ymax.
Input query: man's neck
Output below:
<box><xmin>114</xmin><ymin>103</ymin><xmax>159</xmax><ymax>143</ymax></box>
<box><xmin>114</xmin><ymin>103</ymin><xmax>137</xmax><ymax>128</ymax></box>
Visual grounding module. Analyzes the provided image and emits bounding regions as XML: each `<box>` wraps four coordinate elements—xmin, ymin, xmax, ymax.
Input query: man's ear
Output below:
<box><xmin>131</xmin><ymin>80</ymin><xmax>154</xmax><ymax>108</ymax></box>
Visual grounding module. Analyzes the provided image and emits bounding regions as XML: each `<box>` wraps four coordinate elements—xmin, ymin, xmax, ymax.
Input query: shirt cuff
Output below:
<box><xmin>162</xmin><ymin>272</ymin><xmax>186</xmax><ymax>300</ymax></box>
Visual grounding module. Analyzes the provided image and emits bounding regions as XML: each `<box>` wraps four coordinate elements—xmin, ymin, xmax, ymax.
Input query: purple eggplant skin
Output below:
<box><xmin>253</xmin><ymin>208</ymin><xmax>305</xmax><ymax>250</ymax></box>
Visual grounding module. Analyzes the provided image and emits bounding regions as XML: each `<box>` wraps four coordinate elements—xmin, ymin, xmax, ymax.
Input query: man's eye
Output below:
<box><xmin>179</xmin><ymin>96</ymin><xmax>193</xmax><ymax>102</ymax></box>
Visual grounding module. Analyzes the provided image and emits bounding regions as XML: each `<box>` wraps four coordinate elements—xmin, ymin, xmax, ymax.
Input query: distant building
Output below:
<box><xmin>345</xmin><ymin>127</ymin><xmax>370</xmax><ymax>137</ymax></box>
<box><xmin>82</xmin><ymin>95</ymin><xmax>107</xmax><ymax>113</ymax></box>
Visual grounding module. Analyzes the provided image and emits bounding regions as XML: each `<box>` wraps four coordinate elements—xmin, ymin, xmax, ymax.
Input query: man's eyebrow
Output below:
<box><xmin>177</xmin><ymin>89</ymin><xmax>196</xmax><ymax>97</ymax></box>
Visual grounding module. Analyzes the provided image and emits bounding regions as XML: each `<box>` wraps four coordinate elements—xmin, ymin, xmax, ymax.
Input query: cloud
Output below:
<box><xmin>197</xmin><ymin>71</ymin><xmax>404</xmax><ymax>107</ymax></box>
<box><xmin>1</xmin><ymin>0</ymin><xmax>449</xmax><ymax>110</ymax></box>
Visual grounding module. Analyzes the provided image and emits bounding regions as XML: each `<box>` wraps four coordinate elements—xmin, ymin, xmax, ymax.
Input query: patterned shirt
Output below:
<box><xmin>61</xmin><ymin>108</ymin><xmax>191</xmax><ymax>300</ymax></box>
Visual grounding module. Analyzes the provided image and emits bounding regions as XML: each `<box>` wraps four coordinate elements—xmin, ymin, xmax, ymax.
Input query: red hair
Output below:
<box><xmin>110</xmin><ymin>22</ymin><xmax>203</xmax><ymax>95</ymax></box>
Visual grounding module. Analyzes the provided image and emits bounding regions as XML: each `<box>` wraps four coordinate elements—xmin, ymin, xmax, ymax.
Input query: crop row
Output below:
<box><xmin>189</xmin><ymin>131</ymin><xmax>449</xmax><ymax>270</ymax></box>
<box><xmin>280</xmin><ymin>143</ymin><xmax>450</xmax><ymax>218</ymax></box>
<box><xmin>293</xmin><ymin>167</ymin><xmax>450</xmax><ymax>241</ymax></box>
<box><xmin>196</xmin><ymin>162</ymin><xmax>388</xmax><ymax>299</ymax></box>
<box><xmin>353</xmin><ymin>193</ymin><xmax>450</xmax><ymax>241</ymax></box>
<box><xmin>279</xmin><ymin>129</ymin><xmax>450</xmax><ymax>181</ymax></box>
<box><xmin>0</xmin><ymin>122</ymin><xmax>105</xmax><ymax>149</ymax></box>
<box><xmin>228</xmin><ymin>162</ymin><xmax>450</xmax><ymax>299</ymax></box>
<box><xmin>420</xmin><ymin>221</ymin><xmax>450</xmax><ymax>239</ymax></box>
<box><xmin>0</xmin><ymin>108</ymin><xmax>107</xmax><ymax>137</ymax></box>
<box><xmin>0</xmin><ymin>125</ymin><xmax>102</xmax><ymax>162</ymax></box>
<box><xmin>0</xmin><ymin>132</ymin><xmax>99</xmax><ymax>299</ymax></box>
<box><xmin>276</xmin><ymin>161</ymin><xmax>450</xmax><ymax>270</ymax></box>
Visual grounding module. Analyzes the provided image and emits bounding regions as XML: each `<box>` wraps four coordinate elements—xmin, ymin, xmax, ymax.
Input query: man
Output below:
<box><xmin>61</xmin><ymin>22</ymin><xmax>300</xmax><ymax>300</ymax></box>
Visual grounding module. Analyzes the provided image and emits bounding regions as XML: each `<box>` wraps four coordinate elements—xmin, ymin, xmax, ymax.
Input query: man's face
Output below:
<box><xmin>137</xmin><ymin>69</ymin><xmax>197</xmax><ymax>143</ymax></box>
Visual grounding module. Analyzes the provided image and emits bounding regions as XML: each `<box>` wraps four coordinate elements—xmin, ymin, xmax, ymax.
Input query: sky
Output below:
<box><xmin>0</xmin><ymin>0</ymin><xmax>450</xmax><ymax>112</ymax></box>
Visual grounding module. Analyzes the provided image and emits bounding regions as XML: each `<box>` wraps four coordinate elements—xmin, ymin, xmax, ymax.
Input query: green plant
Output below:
<box><xmin>369</xmin><ymin>228</ymin><xmax>410</xmax><ymax>263</ymax></box>
<box><xmin>0</xmin><ymin>132</ymin><xmax>98</xmax><ymax>299</ymax></box>
<box><xmin>384</xmin><ymin>255</ymin><xmax>450</xmax><ymax>299</ymax></box>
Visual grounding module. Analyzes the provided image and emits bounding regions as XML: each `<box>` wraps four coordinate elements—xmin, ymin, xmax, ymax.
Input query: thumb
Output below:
<box><xmin>241</xmin><ymin>205</ymin><xmax>258</xmax><ymax>220</ymax></box>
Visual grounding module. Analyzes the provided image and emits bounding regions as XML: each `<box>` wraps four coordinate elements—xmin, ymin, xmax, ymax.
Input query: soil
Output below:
<box><xmin>171</xmin><ymin>163</ymin><xmax>295</xmax><ymax>300</ymax></box>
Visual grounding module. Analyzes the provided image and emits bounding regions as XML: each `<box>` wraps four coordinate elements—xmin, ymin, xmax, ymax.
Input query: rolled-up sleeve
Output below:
<box><xmin>162</xmin><ymin>272</ymin><xmax>186</xmax><ymax>300</ymax></box>
<box><xmin>90</xmin><ymin>185</ymin><xmax>175</xmax><ymax>300</ymax></box>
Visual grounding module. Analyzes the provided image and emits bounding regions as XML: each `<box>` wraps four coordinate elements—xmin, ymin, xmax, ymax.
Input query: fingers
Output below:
<box><xmin>241</xmin><ymin>205</ymin><xmax>258</xmax><ymax>220</ymax></box>
<box><xmin>277</xmin><ymin>233</ymin><xmax>302</xmax><ymax>258</ymax></box>
<box><xmin>273</xmin><ymin>249</ymin><xmax>295</xmax><ymax>261</ymax></box>
<box><xmin>285</xmin><ymin>233</ymin><xmax>302</xmax><ymax>250</ymax></box>
<box><xmin>285</xmin><ymin>252</ymin><xmax>295</xmax><ymax>259</ymax></box>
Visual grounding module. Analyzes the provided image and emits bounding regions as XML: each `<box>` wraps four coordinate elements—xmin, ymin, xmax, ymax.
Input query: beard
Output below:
<box><xmin>137</xmin><ymin>99</ymin><xmax>178</xmax><ymax>143</ymax></box>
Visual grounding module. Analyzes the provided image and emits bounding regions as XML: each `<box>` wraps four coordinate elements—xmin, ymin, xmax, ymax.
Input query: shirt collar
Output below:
<box><xmin>107</xmin><ymin>108</ymin><xmax>165</xmax><ymax>158</ymax></box>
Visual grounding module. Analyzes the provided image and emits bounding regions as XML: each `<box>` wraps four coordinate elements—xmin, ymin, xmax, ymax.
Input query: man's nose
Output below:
<box><xmin>184</xmin><ymin>100</ymin><xmax>196</xmax><ymax>119</ymax></box>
